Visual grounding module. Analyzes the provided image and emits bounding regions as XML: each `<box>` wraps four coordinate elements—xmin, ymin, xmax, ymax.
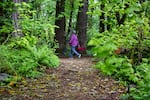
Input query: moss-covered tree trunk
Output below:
<box><xmin>99</xmin><ymin>4</ymin><xmax>105</xmax><ymax>33</ymax></box>
<box><xmin>12</xmin><ymin>0</ymin><xmax>23</xmax><ymax>37</ymax></box>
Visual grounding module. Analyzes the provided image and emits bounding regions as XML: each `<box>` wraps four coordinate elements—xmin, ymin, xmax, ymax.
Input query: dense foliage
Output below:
<box><xmin>0</xmin><ymin>1</ymin><xmax>59</xmax><ymax>85</ymax></box>
<box><xmin>88</xmin><ymin>0</ymin><xmax>150</xmax><ymax>99</ymax></box>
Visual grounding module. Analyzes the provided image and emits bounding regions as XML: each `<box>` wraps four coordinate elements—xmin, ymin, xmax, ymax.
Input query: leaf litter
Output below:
<box><xmin>0</xmin><ymin>57</ymin><xmax>126</xmax><ymax>100</ymax></box>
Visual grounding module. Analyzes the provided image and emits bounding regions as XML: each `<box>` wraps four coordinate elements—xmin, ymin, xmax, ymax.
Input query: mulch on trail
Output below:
<box><xmin>0</xmin><ymin>57</ymin><xmax>126</xmax><ymax>100</ymax></box>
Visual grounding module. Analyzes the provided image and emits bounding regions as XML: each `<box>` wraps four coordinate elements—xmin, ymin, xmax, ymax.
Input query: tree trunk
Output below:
<box><xmin>116</xmin><ymin>12</ymin><xmax>126</xmax><ymax>26</ymax></box>
<box><xmin>12</xmin><ymin>0</ymin><xmax>23</xmax><ymax>37</ymax></box>
<box><xmin>67</xmin><ymin>0</ymin><xmax>74</xmax><ymax>35</ymax></box>
<box><xmin>99</xmin><ymin>4</ymin><xmax>105</xmax><ymax>33</ymax></box>
<box><xmin>55</xmin><ymin>0</ymin><xmax>66</xmax><ymax>53</ymax></box>
<box><xmin>116</xmin><ymin>4</ymin><xmax>129</xmax><ymax>26</ymax></box>
<box><xmin>76</xmin><ymin>0</ymin><xmax>88</xmax><ymax>48</ymax></box>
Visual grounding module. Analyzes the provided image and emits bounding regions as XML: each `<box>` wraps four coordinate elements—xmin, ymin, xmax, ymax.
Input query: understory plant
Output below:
<box><xmin>88</xmin><ymin>14</ymin><xmax>150</xmax><ymax>99</ymax></box>
<box><xmin>0</xmin><ymin>38</ymin><xmax>60</xmax><ymax>78</ymax></box>
<box><xmin>0</xmin><ymin>2</ymin><xmax>59</xmax><ymax>86</ymax></box>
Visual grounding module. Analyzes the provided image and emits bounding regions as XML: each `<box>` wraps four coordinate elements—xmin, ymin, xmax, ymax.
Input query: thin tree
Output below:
<box><xmin>116</xmin><ymin>3</ymin><xmax>129</xmax><ymax>26</ymax></box>
<box><xmin>12</xmin><ymin>0</ymin><xmax>24</xmax><ymax>37</ymax></box>
<box><xmin>67</xmin><ymin>0</ymin><xmax>74</xmax><ymax>35</ymax></box>
<box><xmin>99</xmin><ymin>4</ymin><xmax>105</xmax><ymax>32</ymax></box>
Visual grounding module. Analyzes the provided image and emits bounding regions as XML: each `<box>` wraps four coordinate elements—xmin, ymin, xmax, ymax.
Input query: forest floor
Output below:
<box><xmin>0</xmin><ymin>57</ymin><xmax>126</xmax><ymax>100</ymax></box>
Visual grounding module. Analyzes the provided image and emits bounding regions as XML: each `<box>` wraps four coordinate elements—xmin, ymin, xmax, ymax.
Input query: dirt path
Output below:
<box><xmin>0</xmin><ymin>57</ymin><xmax>125</xmax><ymax>100</ymax></box>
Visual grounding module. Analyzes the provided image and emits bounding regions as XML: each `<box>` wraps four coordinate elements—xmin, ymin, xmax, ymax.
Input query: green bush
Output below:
<box><xmin>0</xmin><ymin>45</ymin><xmax>15</xmax><ymax>75</ymax></box>
<box><xmin>0</xmin><ymin>1</ymin><xmax>59</xmax><ymax>86</ymax></box>
<box><xmin>29</xmin><ymin>44</ymin><xmax>60</xmax><ymax>67</ymax></box>
<box><xmin>88</xmin><ymin>17</ymin><xmax>150</xmax><ymax>99</ymax></box>
<box><xmin>0</xmin><ymin>42</ymin><xmax>59</xmax><ymax>78</ymax></box>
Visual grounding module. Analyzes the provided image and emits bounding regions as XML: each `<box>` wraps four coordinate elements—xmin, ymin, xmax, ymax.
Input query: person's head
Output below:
<box><xmin>72</xmin><ymin>30</ymin><xmax>76</xmax><ymax>34</ymax></box>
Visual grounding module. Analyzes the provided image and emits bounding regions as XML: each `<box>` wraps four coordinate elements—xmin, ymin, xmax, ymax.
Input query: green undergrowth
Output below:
<box><xmin>88</xmin><ymin>19</ymin><xmax>150</xmax><ymax>99</ymax></box>
<box><xmin>0</xmin><ymin>42</ymin><xmax>60</xmax><ymax>86</ymax></box>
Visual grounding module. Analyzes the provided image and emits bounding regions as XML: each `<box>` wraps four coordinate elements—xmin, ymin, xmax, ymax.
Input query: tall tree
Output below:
<box><xmin>12</xmin><ymin>0</ymin><xmax>23</xmax><ymax>37</ymax></box>
<box><xmin>76</xmin><ymin>0</ymin><xmax>88</xmax><ymax>48</ymax></box>
<box><xmin>55</xmin><ymin>0</ymin><xmax>66</xmax><ymax>53</ymax></box>
<box><xmin>67</xmin><ymin>0</ymin><xmax>74</xmax><ymax>34</ymax></box>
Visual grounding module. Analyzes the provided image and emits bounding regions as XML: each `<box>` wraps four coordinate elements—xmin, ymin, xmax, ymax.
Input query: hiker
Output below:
<box><xmin>69</xmin><ymin>30</ymin><xmax>81</xmax><ymax>58</ymax></box>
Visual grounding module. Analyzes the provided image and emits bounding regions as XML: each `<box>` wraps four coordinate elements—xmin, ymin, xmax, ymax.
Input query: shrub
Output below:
<box><xmin>88</xmin><ymin>17</ymin><xmax>150</xmax><ymax>99</ymax></box>
<box><xmin>0</xmin><ymin>41</ymin><xmax>60</xmax><ymax>79</ymax></box>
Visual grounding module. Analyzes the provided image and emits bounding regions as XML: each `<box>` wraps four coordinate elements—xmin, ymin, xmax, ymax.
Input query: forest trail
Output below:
<box><xmin>0</xmin><ymin>57</ymin><xmax>125</xmax><ymax>100</ymax></box>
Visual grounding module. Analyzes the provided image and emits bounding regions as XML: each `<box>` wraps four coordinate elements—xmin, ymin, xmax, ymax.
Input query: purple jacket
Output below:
<box><xmin>69</xmin><ymin>33</ymin><xmax>79</xmax><ymax>46</ymax></box>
